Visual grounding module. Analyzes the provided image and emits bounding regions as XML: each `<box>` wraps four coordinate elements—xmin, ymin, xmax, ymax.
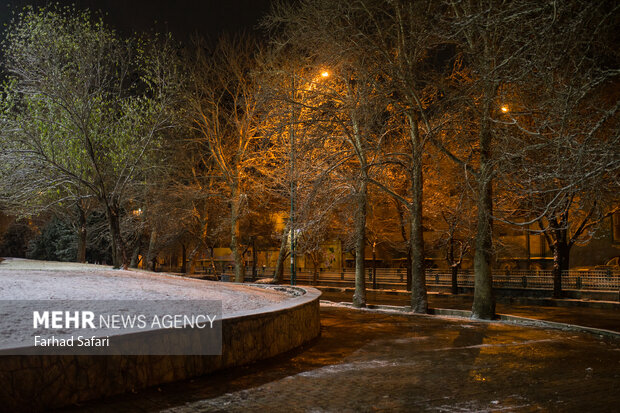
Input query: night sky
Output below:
<box><xmin>0</xmin><ymin>0</ymin><xmax>274</xmax><ymax>43</ymax></box>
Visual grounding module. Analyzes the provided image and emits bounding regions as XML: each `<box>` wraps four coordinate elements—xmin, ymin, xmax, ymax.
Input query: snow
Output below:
<box><xmin>0</xmin><ymin>258</ymin><xmax>299</xmax><ymax>349</ymax></box>
<box><xmin>0</xmin><ymin>258</ymin><xmax>293</xmax><ymax>312</ymax></box>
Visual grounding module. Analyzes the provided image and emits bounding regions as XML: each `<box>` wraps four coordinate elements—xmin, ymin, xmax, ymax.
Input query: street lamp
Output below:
<box><xmin>290</xmin><ymin>69</ymin><xmax>329</xmax><ymax>286</ymax></box>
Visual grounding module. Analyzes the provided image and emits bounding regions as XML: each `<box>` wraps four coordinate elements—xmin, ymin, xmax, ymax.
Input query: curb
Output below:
<box><xmin>315</xmin><ymin>286</ymin><xmax>620</xmax><ymax>310</ymax></box>
<box><xmin>322</xmin><ymin>301</ymin><xmax>620</xmax><ymax>339</ymax></box>
<box><xmin>494</xmin><ymin>313</ymin><xmax>620</xmax><ymax>339</ymax></box>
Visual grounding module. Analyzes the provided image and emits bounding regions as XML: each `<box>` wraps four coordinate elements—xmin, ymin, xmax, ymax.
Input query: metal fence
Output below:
<box><xmin>272</xmin><ymin>267</ymin><xmax>620</xmax><ymax>291</ymax></box>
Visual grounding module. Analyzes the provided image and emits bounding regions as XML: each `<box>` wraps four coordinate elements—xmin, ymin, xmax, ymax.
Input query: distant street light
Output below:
<box><xmin>501</xmin><ymin>105</ymin><xmax>509</xmax><ymax>113</ymax></box>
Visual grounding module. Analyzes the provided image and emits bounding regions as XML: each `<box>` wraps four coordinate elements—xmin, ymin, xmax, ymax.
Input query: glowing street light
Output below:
<box><xmin>501</xmin><ymin>105</ymin><xmax>509</xmax><ymax>113</ymax></box>
<box><xmin>321</xmin><ymin>71</ymin><xmax>330</xmax><ymax>78</ymax></box>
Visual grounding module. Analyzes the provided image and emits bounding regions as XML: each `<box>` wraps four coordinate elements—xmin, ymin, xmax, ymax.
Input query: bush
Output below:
<box><xmin>0</xmin><ymin>221</ymin><xmax>35</xmax><ymax>258</ymax></box>
<box><xmin>27</xmin><ymin>218</ymin><xmax>76</xmax><ymax>261</ymax></box>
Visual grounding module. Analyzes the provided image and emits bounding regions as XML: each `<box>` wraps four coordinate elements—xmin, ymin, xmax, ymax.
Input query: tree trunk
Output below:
<box><xmin>395</xmin><ymin>199</ymin><xmax>412</xmax><ymax>291</ymax></box>
<box><xmin>106</xmin><ymin>204</ymin><xmax>128</xmax><ymax>269</ymax></box>
<box><xmin>180</xmin><ymin>244</ymin><xmax>187</xmax><ymax>274</ymax></box>
<box><xmin>108</xmin><ymin>220</ymin><xmax>118</xmax><ymax>268</ymax></box>
<box><xmin>76</xmin><ymin>205</ymin><xmax>87</xmax><ymax>263</ymax></box>
<box><xmin>410</xmin><ymin>214</ymin><xmax>427</xmax><ymax>312</ymax></box>
<box><xmin>406</xmin><ymin>253</ymin><xmax>412</xmax><ymax>292</ymax></box>
<box><xmin>472</xmin><ymin>178</ymin><xmax>495</xmax><ymax>319</ymax></box>
<box><xmin>251</xmin><ymin>238</ymin><xmax>257</xmax><ymax>281</ymax></box>
<box><xmin>129</xmin><ymin>242</ymin><xmax>141</xmax><ymax>268</ymax></box>
<box><xmin>230</xmin><ymin>187</ymin><xmax>244</xmax><ymax>283</ymax></box>
<box><xmin>273</xmin><ymin>222</ymin><xmax>290</xmax><ymax>283</ymax></box>
<box><xmin>471</xmin><ymin>105</ymin><xmax>495</xmax><ymax>319</ymax></box>
<box><xmin>146</xmin><ymin>229</ymin><xmax>158</xmax><ymax>271</ymax></box>
<box><xmin>353</xmin><ymin>179</ymin><xmax>368</xmax><ymax>308</ymax></box>
<box><xmin>372</xmin><ymin>243</ymin><xmax>377</xmax><ymax>290</ymax></box>
<box><xmin>409</xmin><ymin>115</ymin><xmax>427</xmax><ymax>313</ymax></box>
<box><xmin>449</xmin><ymin>238</ymin><xmax>459</xmax><ymax>295</ymax></box>
<box><xmin>551</xmin><ymin>240</ymin><xmax>570</xmax><ymax>299</ymax></box>
<box><xmin>209</xmin><ymin>246</ymin><xmax>217</xmax><ymax>275</ymax></box>
<box><xmin>187</xmin><ymin>244</ymin><xmax>201</xmax><ymax>274</ymax></box>
<box><xmin>451</xmin><ymin>265</ymin><xmax>459</xmax><ymax>295</ymax></box>
<box><xmin>312</xmin><ymin>255</ymin><xmax>319</xmax><ymax>286</ymax></box>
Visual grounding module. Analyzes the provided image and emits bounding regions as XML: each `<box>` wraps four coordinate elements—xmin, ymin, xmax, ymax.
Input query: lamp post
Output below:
<box><xmin>290</xmin><ymin>74</ymin><xmax>297</xmax><ymax>286</ymax></box>
<box><xmin>289</xmin><ymin>69</ymin><xmax>329</xmax><ymax>286</ymax></box>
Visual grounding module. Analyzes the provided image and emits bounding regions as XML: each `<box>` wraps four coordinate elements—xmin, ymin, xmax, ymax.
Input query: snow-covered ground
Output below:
<box><xmin>0</xmin><ymin>258</ymin><xmax>292</xmax><ymax>313</ymax></box>
<box><xmin>0</xmin><ymin>258</ymin><xmax>299</xmax><ymax>350</ymax></box>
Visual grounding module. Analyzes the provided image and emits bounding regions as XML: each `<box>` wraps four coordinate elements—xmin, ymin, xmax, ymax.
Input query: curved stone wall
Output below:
<box><xmin>0</xmin><ymin>286</ymin><xmax>321</xmax><ymax>411</ymax></box>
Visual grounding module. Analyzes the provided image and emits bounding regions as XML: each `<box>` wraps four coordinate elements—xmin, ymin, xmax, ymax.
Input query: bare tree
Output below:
<box><xmin>187</xmin><ymin>35</ymin><xmax>272</xmax><ymax>282</ymax></box>
<box><xmin>495</xmin><ymin>0</ymin><xmax>620</xmax><ymax>297</ymax></box>
<box><xmin>347</xmin><ymin>0</ymin><xmax>445</xmax><ymax>313</ymax></box>
<box><xmin>265</xmin><ymin>0</ymin><xmax>396</xmax><ymax>307</ymax></box>
<box><xmin>433</xmin><ymin>0</ymin><xmax>572</xmax><ymax>318</ymax></box>
<box><xmin>426</xmin><ymin>156</ymin><xmax>476</xmax><ymax>295</ymax></box>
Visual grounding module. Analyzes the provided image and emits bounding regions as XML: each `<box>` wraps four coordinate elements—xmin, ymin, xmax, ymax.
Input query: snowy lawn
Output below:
<box><xmin>0</xmin><ymin>258</ymin><xmax>293</xmax><ymax>313</ymax></box>
<box><xmin>0</xmin><ymin>258</ymin><xmax>299</xmax><ymax>349</ymax></box>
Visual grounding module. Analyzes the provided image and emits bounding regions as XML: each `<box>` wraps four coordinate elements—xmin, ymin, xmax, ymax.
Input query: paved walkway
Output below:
<box><xmin>70</xmin><ymin>305</ymin><xmax>620</xmax><ymax>412</ymax></box>
<box><xmin>320</xmin><ymin>290</ymin><xmax>620</xmax><ymax>333</ymax></box>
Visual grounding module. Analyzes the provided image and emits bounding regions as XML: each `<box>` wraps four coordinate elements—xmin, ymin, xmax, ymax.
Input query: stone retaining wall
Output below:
<box><xmin>0</xmin><ymin>287</ymin><xmax>321</xmax><ymax>412</ymax></box>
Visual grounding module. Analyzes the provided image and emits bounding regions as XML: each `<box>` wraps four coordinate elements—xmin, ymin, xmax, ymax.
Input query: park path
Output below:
<box><xmin>69</xmin><ymin>305</ymin><xmax>620</xmax><ymax>412</ymax></box>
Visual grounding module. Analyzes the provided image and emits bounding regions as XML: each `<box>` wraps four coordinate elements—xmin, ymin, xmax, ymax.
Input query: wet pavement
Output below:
<box><xmin>320</xmin><ymin>290</ymin><xmax>620</xmax><ymax>333</ymax></box>
<box><xmin>67</xmin><ymin>305</ymin><xmax>620</xmax><ymax>413</ymax></box>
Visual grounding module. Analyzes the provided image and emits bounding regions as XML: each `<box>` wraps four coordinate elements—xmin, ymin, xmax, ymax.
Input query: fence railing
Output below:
<box><xmin>188</xmin><ymin>264</ymin><xmax>620</xmax><ymax>291</ymax></box>
<box><xmin>270</xmin><ymin>267</ymin><xmax>620</xmax><ymax>291</ymax></box>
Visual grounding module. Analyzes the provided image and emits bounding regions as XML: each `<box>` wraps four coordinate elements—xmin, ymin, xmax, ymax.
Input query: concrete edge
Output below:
<box><xmin>323</xmin><ymin>301</ymin><xmax>620</xmax><ymax>339</ymax></box>
<box><xmin>225</xmin><ymin>285</ymin><xmax>321</xmax><ymax>320</ymax></box>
